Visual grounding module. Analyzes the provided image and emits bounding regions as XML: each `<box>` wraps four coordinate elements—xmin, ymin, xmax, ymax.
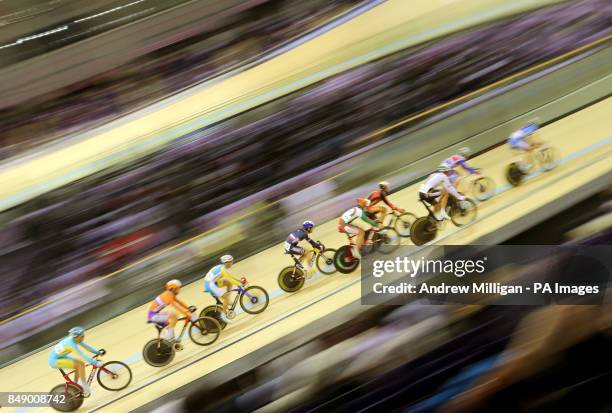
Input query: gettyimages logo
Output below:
<box><xmin>361</xmin><ymin>245</ymin><xmax>611</xmax><ymax>305</ymax></box>
<box><xmin>372</xmin><ymin>256</ymin><xmax>487</xmax><ymax>278</ymax></box>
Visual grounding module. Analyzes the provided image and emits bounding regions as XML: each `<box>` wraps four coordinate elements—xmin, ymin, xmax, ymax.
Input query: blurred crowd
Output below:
<box><xmin>202</xmin><ymin>304</ymin><xmax>611</xmax><ymax>413</ymax></box>
<box><xmin>0</xmin><ymin>0</ymin><xmax>191</xmax><ymax>63</ymax></box>
<box><xmin>162</xmin><ymin>221</ymin><xmax>611</xmax><ymax>413</ymax></box>
<box><xmin>1</xmin><ymin>0</ymin><xmax>610</xmax><ymax>322</ymax></box>
<box><xmin>0</xmin><ymin>0</ymin><xmax>365</xmax><ymax>159</ymax></box>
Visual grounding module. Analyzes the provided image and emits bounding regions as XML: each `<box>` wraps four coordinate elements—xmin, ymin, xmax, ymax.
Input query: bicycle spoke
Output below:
<box><xmin>97</xmin><ymin>361</ymin><xmax>132</xmax><ymax>391</ymax></box>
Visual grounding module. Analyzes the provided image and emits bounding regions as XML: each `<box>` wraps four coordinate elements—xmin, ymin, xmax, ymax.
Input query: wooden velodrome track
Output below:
<box><xmin>1</xmin><ymin>0</ymin><xmax>609</xmax><ymax>410</ymax></box>
<box><xmin>1</xmin><ymin>97</ymin><xmax>610</xmax><ymax>412</ymax></box>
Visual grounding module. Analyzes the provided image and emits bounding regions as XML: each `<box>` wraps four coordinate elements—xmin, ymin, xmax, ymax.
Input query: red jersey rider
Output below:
<box><xmin>367</xmin><ymin>181</ymin><xmax>404</xmax><ymax>224</ymax></box>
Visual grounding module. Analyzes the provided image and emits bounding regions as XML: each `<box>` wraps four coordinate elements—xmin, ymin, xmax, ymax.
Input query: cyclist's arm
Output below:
<box><xmin>380</xmin><ymin>192</ymin><xmax>397</xmax><ymax>210</ymax></box>
<box><xmin>79</xmin><ymin>341</ymin><xmax>99</xmax><ymax>355</ymax></box>
<box><xmin>171</xmin><ymin>299</ymin><xmax>192</xmax><ymax>318</ymax></box>
<box><xmin>174</xmin><ymin>296</ymin><xmax>192</xmax><ymax>311</ymax></box>
<box><xmin>71</xmin><ymin>341</ymin><xmax>98</xmax><ymax>365</ymax></box>
<box><xmin>303</xmin><ymin>235</ymin><xmax>320</xmax><ymax>249</ymax></box>
<box><xmin>221</xmin><ymin>266</ymin><xmax>242</xmax><ymax>286</ymax></box>
<box><xmin>457</xmin><ymin>160</ymin><xmax>477</xmax><ymax>174</ymax></box>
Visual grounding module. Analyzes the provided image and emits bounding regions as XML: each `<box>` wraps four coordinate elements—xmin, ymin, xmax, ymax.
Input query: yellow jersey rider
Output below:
<box><xmin>204</xmin><ymin>255</ymin><xmax>246</xmax><ymax>324</ymax></box>
<box><xmin>48</xmin><ymin>326</ymin><xmax>102</xmax><ymax>397</ymax></box>
<box><xmin>147</xmin><ymin>279</ymin><xmax>197</xmax><ymax>341</ymax></box>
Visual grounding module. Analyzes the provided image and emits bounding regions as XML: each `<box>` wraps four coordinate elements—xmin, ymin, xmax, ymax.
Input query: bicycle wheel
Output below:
<box><xmin>49</xmin><ymin>383</ymin><xmax>83</xmax><ymax>412</ymax></box>
<box><xmin>537</xmin><ymin>147</ymin><xmax>560</xmax><ymax>171</ymax></box>
<box><xmin>375</xmin><ymin>227</ymin><xmax>401</xmax><ymax>254</ymax></box>
<box><xmin>410</xmin><ymin>216</ymin><xmax>437</xmax><ymax>246</ymax></box>
<box><xmin>142</xmin><ymin>338</ymin><xmax>174</xmax><ymax>367</ymax></box>
<box><xmin>471</xmin><ymin>176</ymin><xmax>496</xmax><ymax>201</ymax></box>
<box><xmin>97</xmin><ymin>361</ymin><xmax>132</xmax><ymax>391</ymax></box>
<box><xmin>316</xmin><ymin>249</ymin><xmax>337</xmax><ymax>275</ymax></box>
<box><xmin>333</xmin><ymin>245</ymin><xmax>359</xmax><ymax>274</ymax></box>
<box><xmin>240</xmin><ymin>286</ymin><xmax>269</xmax><ymax>314</ymax></box>
<box><xmin>189</xmin><ymin>316</ymin><xmax>221</xmax><ymax>346</ymax></box>
<box><xmin>200</xmin><ymin>305</ymin><xmax>227</xmax><ymax>330</ymax></box>
<box><xmin>450</xmin><ymin>198</ymin><xmax>477</xmax><ymax>227</ymax></box>
<box><xmin>394</xmin><ymin>212</ymin><xmax>417</xmax><ymax>237</ymax></box>
<box><xmin>278</xmin><ymin>266</ymin><xmax>305</xmax><ymax>292</ymax></box>
<box><xmin>506</xmin><ymin>162</ymin><xmax>524</xmax><ymax>186</ymax></box>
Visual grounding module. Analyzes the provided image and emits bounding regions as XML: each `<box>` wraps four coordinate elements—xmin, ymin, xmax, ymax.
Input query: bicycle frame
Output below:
<box><xmin>59</xmin><ymin>366</ymin><xmax>95</xmax><ymax>388</ymax></box>
<box><xmin>386</xmin><ymin>210</ymin><xmax>400</xmax><ymax>226</ymax></box>
<box><xmin>172</xmin><ymin>316</ymin><xmax>192</xmax><ymax>341</ymax></box>
<box><xmin>419</xmin><ymin>198</ymin><xmax>438</xmax><ymax>219</ymax></box>
<box><xmin>341</xmin><ymin>229</ymin><xmax>376</xmax><ymax>260</ymax></box>
<box><xmin>286</xmin><ymin>246</ymin><xmax>320</xmax><ymax>268</ymax></box>
<box><xmin>213</xmin><ymin>285</ymin><xmax>251</xmax><ymax>311</ymax></box>
<box><xmin>58</xmin><ymin>356</ymin><xmax>109</xmax><ymax>390</ymax></box>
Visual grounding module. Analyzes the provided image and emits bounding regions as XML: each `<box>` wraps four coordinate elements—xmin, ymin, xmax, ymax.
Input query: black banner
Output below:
<box><xmin>361</xmin><ymin>245</ymin><xmax>611</xmax><ymax>305</ymax></box>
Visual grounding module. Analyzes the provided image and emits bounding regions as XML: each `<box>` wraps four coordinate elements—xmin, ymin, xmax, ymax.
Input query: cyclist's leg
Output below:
<box><xmin>149</xmin><ymin>312</ymin><xmax>173</xmax><ymax>340</ymax></box>
<box><xmin>219</xmin><ymin>279</ymin><xmax>233</xmax><ymax>315</ymax></box>
<box><xmin>54</xmin><ymin>357</ymin><xmax>89</xmax><ymax>393</ymax></box>
<box><xmin>354</xmin><ymin>225</ymin><xmax>366</xmax><ymax>251</ymax></box>
<box><xmin>365</xmin><ymin>207</ymin><xmax>378</xmax><ymax>224</ymax></box>
<box><xmin>302</xmin><ymin>248</ymin><xmax>315</xmax><ymax>270</ymax></box>
<box><xmin>377</xmin><ymin>206</ymin><xmax>388</xmax><ymax>225</ymax></box>
<box><xmin>341</xmin><ymin>223</ymin><xmax>362</xmax><ymax>258</ymax></box>
<box><xmin>74</xmin><ymin>359</ymin><xmax>86</xmax><ymax>384</ymax></box>
<box><xmin>52</xmin><ymin>356</ymin><xmax>78</xmax><ymax>377</ymax></box>
<box><xmin>422</xmin><ymin>190</ymin><xmax>443</xmax><ymax>219</ymax></box>
<box><xmin>439</xmin><ymin>190</ymin><xmax>449</xmax><ymax>209</ymax></box>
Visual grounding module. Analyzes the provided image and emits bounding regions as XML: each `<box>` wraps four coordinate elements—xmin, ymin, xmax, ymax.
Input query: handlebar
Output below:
<box><xmin>188</xmin><ymin>305</ymin><xmax>197</xmax><ymax>313</ymax></box>
<box><xmin>97</xmin><ymin>349</ymin><xmax>106</xmax><ymax>357</ymax></box>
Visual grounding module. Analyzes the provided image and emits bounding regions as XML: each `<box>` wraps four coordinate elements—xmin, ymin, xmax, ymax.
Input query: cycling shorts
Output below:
<box><xmin>284</xmin><ymin>241</ymin><xmax>305</xmax><ymax>255</ymax></box>
<box><xmin>147</xmin><ymin>311</ymin><xmax>169</xmax><ymax>326</ymax></box>
<box><xmin>337</xmin><ymin>218</ymin><xmax>360</xmax><ymax>235</ymax></box>
<box><xmin>204</xmin><ymin>279</ymin><xmax>226</xmax><ymax>298</ymax></box>
<box><xmin>48</xmin><ymin>354</ymin><xmax>77</xmax><ymax>369</ymax></box>
<box><xmin>419</xmin><ymin>190</ymin><xmax>441</xmax><ymax>204</ymax></box>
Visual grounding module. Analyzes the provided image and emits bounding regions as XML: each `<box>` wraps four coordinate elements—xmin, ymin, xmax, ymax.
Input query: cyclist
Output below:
<box><xmin>419</xmin><ymin>166</ymin><xmax>465</xmax><ymax>221</ymax></box>
<box><xmin>204</xmin><ymin>255</ymin><xmax>245</xmax><ymax>324</ymax></box>
<box><xmin>367</xmin><ymin>181</ymin><xmax>405</xmax><ymax>225</ymax></box>
<box><xmin>48</xmin><ymin>326</ymin><xmax>102</xmax><ymax>397</ymax></box>
<box><xmin>337</xmin><ymin>198</ymin><xmax>381</xmax><ymax>258</ymax></box>
<box><xmin>285</xmin><ymin>220</ymin><xmax>322</xmax><ymax>275</ymax></box>
<box><xmin>440</xmin><ymin>147</ymin><xmax>479</xmax><ymax>184</ymax></box>
<box><xmin>507</xmin><ymin>122</ymin><xmax>543</xmax><ymax>172</ymax></box>
<box><xmin>147</xmin><ymin>279</ymin><xmax>197</xmax><ymax>341</ymax></box>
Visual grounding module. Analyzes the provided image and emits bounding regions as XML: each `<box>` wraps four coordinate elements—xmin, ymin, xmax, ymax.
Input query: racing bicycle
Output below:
<box><xmin>506</xmin><ymin>144</ymin><xmax>560</xmax><ymax>186</ymax></box>
<box><xmin>456</xmin><ymin>169</ymin><xmax>496</xmax><ymax>201</ymax></box>
<box><xmin>334</xmin><ymin>226</ymin><xmax>401</xmax><ymax>274</ymax></box>
<box><xmin>278</xmin><ymin>242</ymin><xmax>337</xmax><ymax>293</ymax></box>
<box><xmin>49</xmin><ymin>350</ymin><xmax>132</xmax><ymax>412</ymax></box>
<box><xmin>142</xmin><ymin>305</ymin><xmax>221</xmax><ymax>367</ymax></box>
<box><xmin>200</xmin><ymin>281</ymin><xmax>269</xmax><ymax>329</ymax></box>
<box><xmin>384</xmin><ymin>209</ymin><xmax>417</xmax><ymax>237</ymax></box>
<box><xmin>410</xmin><ymin>194</ymin><xmax>477</xmax><ymax>246</ymax></box>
